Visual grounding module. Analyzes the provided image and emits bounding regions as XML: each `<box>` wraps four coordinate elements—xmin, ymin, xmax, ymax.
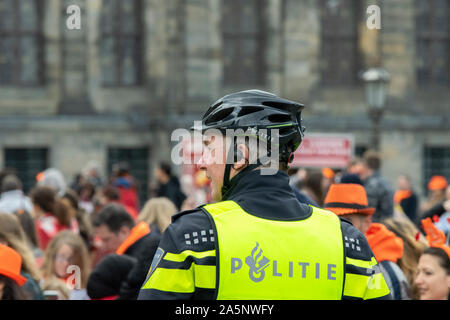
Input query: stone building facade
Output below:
<box><xmin>0</xmin><ymin>0</ymin><xmax>448</xmax><ymax>201</ymax></box>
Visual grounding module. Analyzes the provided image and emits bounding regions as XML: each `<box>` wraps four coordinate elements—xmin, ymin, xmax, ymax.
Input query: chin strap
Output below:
<box><xmin>221</xmin><ymin>141</ymin><xmax>261</xmax><ymax>201</ymax></box>
<box><xmin>221</xmin><ymin>163</ymin><xmax>260</xmax><ymax>201</ymax></box>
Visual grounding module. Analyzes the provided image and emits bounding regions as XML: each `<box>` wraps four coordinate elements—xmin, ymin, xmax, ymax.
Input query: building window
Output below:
<box><xmin>0</xmin><ymin>0</ymin><xmax>43</xmax><ymax>85</ymax></box>
<box><xmin>320</xmin><ymin>0</ymin><xmax>361</xmax><ymax>86</ymax></box>
<box><xmin>221</xmin><ymin>0</ymin><xmax>266</xmax><ymax>86</ymax></box>
<box><xmin>423</xmin><ymin>146</ymin><xmax>450</xmax><ymax>193</ymax></box>
<box><xmin>4</xmin><ymin>148</ymin><xmax>49</xmax><ymax>194</ymax></box>
<box><xmin>107</xmin><ymin>147</ymin><xmax>149</xmax><ymax>207</ymax></box>
<box><xmin>100</xmin><ymin>0</ymin><xmax>143</xmax><ymax>86</ymax></box>
<box><xmin>415</xmin><ymin>0</ymin><xmax>450</xmax><ymax>85</ymax></box>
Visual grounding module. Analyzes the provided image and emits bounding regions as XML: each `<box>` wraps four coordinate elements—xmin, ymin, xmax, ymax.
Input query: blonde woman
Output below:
<box><xmin>0</xmin><ymin>213</ymin><xmax>43</xmax><ymax>299</ymax></box>
<box><xmin>137</xmin><ymin>197</ymin><xmax>177</xmax><ymax>235</ymax></box>
<box><xmin>383</xmin><ymin>217</ymin><xmax>429</xmax><ymax>299</ymax></box>
<box><xmin>41</xmin><ymin>231</ymin><xmax>91</xmax><ymax>300</ymax></box>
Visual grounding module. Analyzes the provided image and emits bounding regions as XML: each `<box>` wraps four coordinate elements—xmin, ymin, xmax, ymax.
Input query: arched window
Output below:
<box><xmin>221</xmin><ymin>0</ymin><xmax>266</xmax><ymax>86</ymax></box>
<box><xmin>100</xmin><ymin>0</ymin><xmax>143</xmax><ymax>86</ymax></box>
<box><xmin>0</xmin><ymin>0</ymin><xmax>43</xmax><ymax>85</ymax></box>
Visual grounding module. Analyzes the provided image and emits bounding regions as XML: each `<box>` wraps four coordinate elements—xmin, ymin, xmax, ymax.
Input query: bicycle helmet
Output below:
<box><xmin>192</xmin><ymin>89</ymin><xmax>306</xmax><ymax>199</ymax></box>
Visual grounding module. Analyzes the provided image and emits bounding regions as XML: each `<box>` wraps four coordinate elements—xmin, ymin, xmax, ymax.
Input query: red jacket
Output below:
<box><xmin>35</xmin><ymin>213</ymin><xmax>78</xmax><ymax>250</ymax></box>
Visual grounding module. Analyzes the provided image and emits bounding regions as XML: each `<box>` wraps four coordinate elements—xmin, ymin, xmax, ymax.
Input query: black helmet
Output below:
<box><xmin>193</xmin><ymin>89</ymin><xmax>306</xmax><ymax>200</ymax></box>
<box><xmin>194</xmin><ymin>89</ymin><xmax>306</xmax><ymax>163</ymax></box>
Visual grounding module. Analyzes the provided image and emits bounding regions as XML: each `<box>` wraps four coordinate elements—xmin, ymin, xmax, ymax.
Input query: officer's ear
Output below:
<box><xmin>233</xmin><ymin>143</ymin><xmax>249</xmax><ymax>170</ymax></box>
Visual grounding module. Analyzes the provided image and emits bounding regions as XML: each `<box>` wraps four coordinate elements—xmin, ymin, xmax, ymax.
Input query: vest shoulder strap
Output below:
<box><xmin>203</xmin><ymin>201</ymin><xmax>241</xmax><ymax>217</ymax></box>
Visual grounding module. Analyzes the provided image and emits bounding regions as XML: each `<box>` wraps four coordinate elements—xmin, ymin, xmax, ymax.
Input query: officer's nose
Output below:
<box><xmin>197</xmin><ymin>153</ymin><xmax>207</xmax><ymax>171</ymax></box>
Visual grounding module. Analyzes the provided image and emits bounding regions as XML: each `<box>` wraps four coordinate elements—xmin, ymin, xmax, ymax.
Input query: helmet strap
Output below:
<box><xmin>221</xmin><ymin>141</ymin><xmax>260</xmax><ymax>200</ymax></box>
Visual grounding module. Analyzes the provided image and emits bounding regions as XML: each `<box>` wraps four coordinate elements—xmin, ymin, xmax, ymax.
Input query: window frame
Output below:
<box><xmin>221</xmin><ymin>0</ymin><xmax>267</xmax><ymax>87</ymax></box>
<box><xmin>0</xmin><ymin>0</ymin><xmax>44</xmax><ymax>86</ymax></box>
<box><xmin>423</xmin><ymin>146</ymin><xmax>450</xmax><ymax>194</ymax></box>
<box><xmin>415</xmin><ymin>0</ymin><xmax>450</xmax><ymax>86</ymax></box>
<box><xmin>100</xmin><ymin>0</ymin><xmax>144</xmax><ymax>87</ymax></box>
<box><xmin>3</xmin><ymin>147</ymin><xmax>49</xmax><ymax>194</ymax></box>
<box><xmin>319</xmin><ymin>0</ymin><xmax>362</xmax><ymax>87</ymax></box>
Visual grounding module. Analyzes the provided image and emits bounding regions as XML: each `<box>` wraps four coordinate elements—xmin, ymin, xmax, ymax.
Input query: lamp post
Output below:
<box><xmin>360</xmin><ymin>68</ymin><xmax>390</xmax><ymax>151</ymax></box>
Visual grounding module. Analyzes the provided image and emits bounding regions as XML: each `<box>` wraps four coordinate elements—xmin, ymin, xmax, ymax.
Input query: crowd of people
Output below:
<box><xmin>0</xmin><ymin>149</ymin><xmax>449</xmax><ymax>300</ymax></box>
<box><xmin>0</xmin><ymin>161</ymin><xmax>184</xmax><ymax>300</ymax></box>
<box><xmin>289</xmin><ymin>150</ymin><xmax>449</xmax><ymax>300</ymax></box>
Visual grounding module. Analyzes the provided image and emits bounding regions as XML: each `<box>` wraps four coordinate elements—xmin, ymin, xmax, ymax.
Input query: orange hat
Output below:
<box><xmin>421</xmin><ymin>218</ymin><xmax>450</xmax><ymax>259</ymax></box>
<box><xmin>324</xmin><ymin>183</ymin><xmax>375</xmax><ymax>215</ymax></box>
<box><xmin>0</xmin><ymin>244</ymin><xmax>27</xmax><ymax>286</ymax></box>
<box><xmin>322</xmin><ymin>167</ymin><xmax>335</xmax><ymax>179</ymax></box>
<box><xmin>427</xmin><ymin>175</ymin><xmax>448</xmax><ymax>191</ymax></box>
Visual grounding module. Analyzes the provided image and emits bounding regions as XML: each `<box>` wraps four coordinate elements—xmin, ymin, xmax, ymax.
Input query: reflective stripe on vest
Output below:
<box><xmin>203</xmin><ymin>200</ymin><xmax>345</xmax><ymax>300</ymax></box>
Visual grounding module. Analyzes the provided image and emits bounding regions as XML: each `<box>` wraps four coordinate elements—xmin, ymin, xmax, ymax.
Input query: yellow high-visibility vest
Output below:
<box><xmin>202</xmin><ymin>200</ymin><xmax>345</xmax><ymax>300</ymax></box>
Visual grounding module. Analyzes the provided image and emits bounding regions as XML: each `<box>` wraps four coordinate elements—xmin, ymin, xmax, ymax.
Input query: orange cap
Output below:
<box><xmin>427</xmin><ymin>175</ymin><xmax>448</xmax><ymax>191</ymax></box>
<box><xmin>322</xmin><ymin>167</ymin><xmax>335</xmax><ymax>179</ymax></box>
<box><xmin>324</xmin><ymin>183</ymin><xmax>375</xmax><ymax>215</ymax></box>
<box><xmin>0</xmin><ymin>244</ymin><xmax>27</xmax><ymax>286</ymax></box>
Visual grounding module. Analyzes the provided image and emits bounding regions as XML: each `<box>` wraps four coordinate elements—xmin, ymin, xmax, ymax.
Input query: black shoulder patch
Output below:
<box><xmin>171</xmin><ymin>207</ymin><xmax>204</xmax><ymax>222</ymax></box>
<box><xmin>340</xmin><ymin>218</ymin><xmax>374</xmax><ymax>261</ymax></box>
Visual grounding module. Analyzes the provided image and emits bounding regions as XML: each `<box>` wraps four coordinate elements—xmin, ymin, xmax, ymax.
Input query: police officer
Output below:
<box><xmin>138</xmin><ymin>90</ymin><xmax>391</xmax><ymax>300</ymax></box>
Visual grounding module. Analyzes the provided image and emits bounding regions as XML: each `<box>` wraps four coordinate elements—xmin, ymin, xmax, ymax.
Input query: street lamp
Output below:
<box><xmin>360</xmin><ymin>68</ymin><xmax>390</xmax><ymax>151</ymax></box>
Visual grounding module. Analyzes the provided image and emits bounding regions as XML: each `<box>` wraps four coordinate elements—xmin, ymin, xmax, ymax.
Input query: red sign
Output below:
<box><xmin>291</xmin><ymin>133</ymin><xmax>354</xmax><ymax>168</ymax></box>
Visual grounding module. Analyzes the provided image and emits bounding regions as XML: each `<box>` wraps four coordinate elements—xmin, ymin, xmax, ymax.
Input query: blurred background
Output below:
<box><xmin>0</xmin><ymin>0</ymin><xmax>448</xmax><ymax>204</ymax></box>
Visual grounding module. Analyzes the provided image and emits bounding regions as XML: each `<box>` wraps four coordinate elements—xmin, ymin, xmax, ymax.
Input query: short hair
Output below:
<box><xmin>340</xmin><ymin>173</ymin><xmax>364</xmax><ymax>185</ymax></box>
<box><xmin>102</xmin><ymin>186</ymin><xmax>120</xmax><ymax>201</ymax></box>
<box><xmin>93</xmin><ymin>203</ymin><xmax>135</xmax><ymax>233</ymax></box>
<box><xmin>1</xmin><ymin>174</ymin><xmax>22</xmax><ymax>193</ymax></box>
<box><xmin>363</xmin><ymin>150</ymin><xmax>381</xmax><ymax>170</ymax></box>
<box><xmin>231</xmin><ymin>135</ymin><xmax>289</xmax><ymax>172</ymax></box>
<box><xmin>159</xmin><ymin>162</ymin><xmax>172</xmax><ymax>177</ymax></box>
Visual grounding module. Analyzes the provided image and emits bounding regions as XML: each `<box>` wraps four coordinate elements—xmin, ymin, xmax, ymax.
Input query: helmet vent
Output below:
<box><xmin>267</xmin><ymin>114</ymin><xmax>291</xmax><ymax>123</ymax></box>
<box><xmin>203</xmin><ymin>101</ymin><xmax>223</xmax><ymax>119</ymax></box>
<box><xmin>205</xmin><ymin>107</ymin><xmax>233</xmax><ymax>125</ymax></box>
<box><xmin>238</xmin><ymin>106</ymin><xmax>264</xmax><ymax>117</ymax></box>
<box><xmin>262</xmin><ymin>101</ymin><xmax>293</xmax><ymax>111</ymax></box>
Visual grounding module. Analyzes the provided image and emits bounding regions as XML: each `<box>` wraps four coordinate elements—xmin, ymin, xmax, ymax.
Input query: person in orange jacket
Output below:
<box><xmin>394</xmin><ymin>174</ymin><xmax>418</xmax><ymax>223</ymax></box>
<box><xmin>93</xmin><ymin>203</ymin><xmax>161</xmax><ymax>299</ymax></box>
<box><xmin>324</xmin><ymin>183</ymin><xmax>411</xmax><ymax>299</ymax></box>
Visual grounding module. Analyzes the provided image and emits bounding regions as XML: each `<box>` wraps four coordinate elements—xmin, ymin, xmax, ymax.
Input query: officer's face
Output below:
<box><xmin>197</xmin><ymin>133</ymin><xmax>227</xmax><ymax>201</ymax></box>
